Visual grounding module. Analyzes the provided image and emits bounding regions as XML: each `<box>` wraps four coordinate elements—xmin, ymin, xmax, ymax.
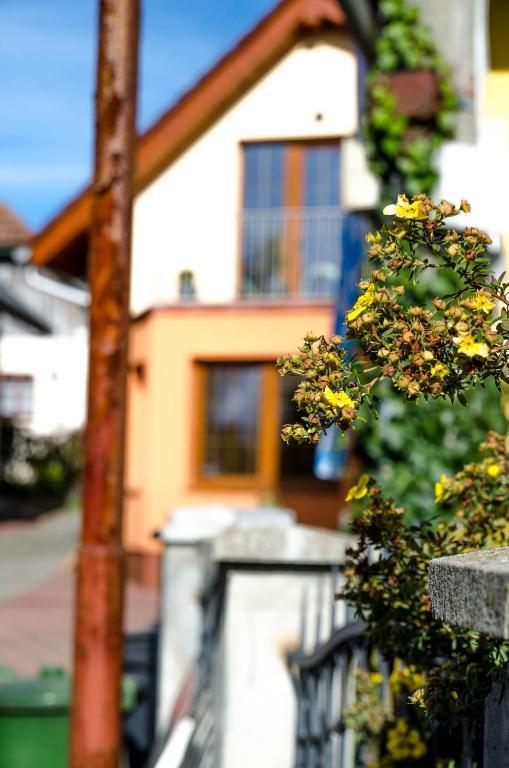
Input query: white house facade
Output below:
<box><xmin>131</xmin><ymin>33</ymin><xmax>360</xmax><ymax>314</ymax></box>
<box><xmin>0</xmin><ymin>262</ymin><xmax>88</xmax><ymax>436</ymax></box>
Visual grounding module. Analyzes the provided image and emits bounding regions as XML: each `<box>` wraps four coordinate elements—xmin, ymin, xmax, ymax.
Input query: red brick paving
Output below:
<box><xmin>0</xmin><ymin>560</ymin><xmax>159</xmax><ymax>675</ymax></box>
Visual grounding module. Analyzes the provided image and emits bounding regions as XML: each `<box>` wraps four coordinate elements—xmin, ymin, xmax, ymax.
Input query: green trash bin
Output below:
<box><xmin>0</xmin><ymin>667</ymin><xmax>138</xmax><ymax>768</ymax></box>
<box><xmin>0</xmin><ymin>667</ymin><xmax>69</xmax><ymax>768</ymax></box>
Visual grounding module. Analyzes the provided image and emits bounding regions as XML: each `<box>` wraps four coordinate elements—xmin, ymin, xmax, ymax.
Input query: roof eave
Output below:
<box><xmin>0</xmin><ymin>285</ymin><xmax>52</xmax><ymax>334</ymax></box>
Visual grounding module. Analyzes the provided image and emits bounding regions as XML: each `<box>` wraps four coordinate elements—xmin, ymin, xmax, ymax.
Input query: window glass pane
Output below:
<box><xmin>242</xmin><ymin>143</ymin><xmax>285</xmax><ymax>296</ymax></box>
<box><xmin>0</xmin><ymin>379</ymin><xmax>13</xmax><ymax>417</ymax></box>
<box><xmin>241</xmin><ymin>214</ymin><xmax>284</xmax><ymax>297</ymax></box>
<box><xmin>20</xmin><ymin>379</ymin><xmax>33</xmax><ymax>414</ymax></box>
<box><xmin>302</xmin><ymin>144</ymin><xmax>341</xmax><ymax>296</ymax></box>
<box><xmin>0</xmin><ymin>376</ymin><xmax>33</xmax><ymax>418</ymax></box>
<box><xmin>243</xmin><ymin>143</ymin><xmax>284</xmax><ymax>209</ymax></box>
<box><xmin>304</xmin><ymin>144</ymin><xmax>340</xmax><ymax>207</ymax></box>
<box><xmin>202</xmin><ymin>364</ymin><xmax>261</xmax><ymax>477</ymax></box>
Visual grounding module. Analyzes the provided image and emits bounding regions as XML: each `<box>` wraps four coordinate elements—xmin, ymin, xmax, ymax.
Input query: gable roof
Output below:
<box><xmin>32</xmin><ymin>0</ymin><xmax>346</xmax><ymax>276</ymax></box>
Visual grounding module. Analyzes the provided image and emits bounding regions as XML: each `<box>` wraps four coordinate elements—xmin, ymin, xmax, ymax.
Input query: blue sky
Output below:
<box><xmin>1</xmin><ymin>0</ymin><xmax>275</xmax><ymax>231</ymax></box>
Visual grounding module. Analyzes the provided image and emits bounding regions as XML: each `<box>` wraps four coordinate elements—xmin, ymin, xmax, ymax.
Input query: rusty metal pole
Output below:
<box><xmin>70</xmin><ymin>1</ymin><xmax>140</xmax><ymax>766</ymax></box>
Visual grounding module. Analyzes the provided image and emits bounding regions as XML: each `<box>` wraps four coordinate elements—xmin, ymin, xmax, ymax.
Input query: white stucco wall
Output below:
<box><xmin>436</xmin><ymin>80</ymin><xmax>509</xmax><ymax>250</ymax></box>
<box><xmin>436</xmin><ymin>124</ymin><xmax>509</xmax><ymax>238</ymax></box>
<box><xmin>131</xmin><ymin>34</ymin><xmax>358</xmax><ymax>315</ymax></box>
<box><xmin>0</xmin><ymin>328</ymin><xmax>88</xmax><ymax>435</ymax></box>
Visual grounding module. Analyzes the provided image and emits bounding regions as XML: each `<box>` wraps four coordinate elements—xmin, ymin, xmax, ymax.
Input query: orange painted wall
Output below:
<box><xmin>124</xmin><ymin>303</ymin><xmax>333</xmax><ymax>554</ymax></box>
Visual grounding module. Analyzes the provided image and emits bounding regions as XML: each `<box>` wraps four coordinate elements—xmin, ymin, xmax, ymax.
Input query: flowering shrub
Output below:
<box><xmin>277</xmin><ymin>196</ymin><xmax>508</xmax><ymax>442</ymax></box>
<box><xmin>277</xmin><ymin>196</ymin><xmax>509</xmax><ymax>759</ymax></box>
<box><xmin>343</xmin><ymin>432</ymin><xmax>508</xmax><ymax>720</ymax></box>
<box><xmin>355</xmin><ymin>265</ymin><xmax>505</xmax><ymax>521</ymax></box>
<box><xmin>343</xmin><ymin>665</ymin><xmax>428</xmax><ymax>766</ymax></box>
<box><xmin>338</xmin><ymin>433</ymin><xmax>508</xmax><ymax>764</ymax></box>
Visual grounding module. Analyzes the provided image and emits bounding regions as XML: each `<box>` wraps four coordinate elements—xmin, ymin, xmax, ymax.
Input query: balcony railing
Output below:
<box><xmin>240</xmin><ymin>206</ymin><xmax>343</xmax><ymax>300</ymax></box>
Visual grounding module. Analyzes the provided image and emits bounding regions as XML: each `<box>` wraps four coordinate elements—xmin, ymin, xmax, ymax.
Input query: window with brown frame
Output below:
<box><xmin>0</xmin><ymin>375</ymin><xmax>33</xmax><ymax>419</ymax></box>
<box><xmin>241</xmin><ymin>140</ymin><xmax>342</xmax><ymax>299</ymax></box>
<box><xmin>193</xmin><ymin>361</ymin><xmax>317</xmax><ymax>488</ymax></box>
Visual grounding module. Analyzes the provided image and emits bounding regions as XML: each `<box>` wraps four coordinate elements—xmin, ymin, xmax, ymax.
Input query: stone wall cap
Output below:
<box><xmin>429</xmin><ymin>547</ymin><xmax>509</xmax><ymax>639</ymax></box>
<box><xmin>212</xmin><ymin>525</ymin><xmax>353</xmax><ymax>567</ymax></box>
<box><xmin>158</xmin><ymin>505</ymin><xmax>295</xmax><ymax>545</ymax></box>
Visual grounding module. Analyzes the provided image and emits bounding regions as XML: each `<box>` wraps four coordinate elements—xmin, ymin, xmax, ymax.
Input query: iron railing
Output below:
<box><xmin>287</xmin><ymin>571</ymin><xmax>478</xmax><ymax>768</ymax></box>
<box><xmin>289</xmin><ymin>620</ymin><xmax>368</xmax><ymax>768</ymax></box>
<box><xmin>240</xmin><ymin>207</ymin><xmax>343</xmax><ymax>299</ymax></box>
<box><xmin>287</xmin><ymin>569</ymin><xmax>368</xmax><ymax>768</ymax></box>
<box><xmin>171</xmin><ymin>567</ymin><xmax>224</xmax><ymax>768</ymax></box>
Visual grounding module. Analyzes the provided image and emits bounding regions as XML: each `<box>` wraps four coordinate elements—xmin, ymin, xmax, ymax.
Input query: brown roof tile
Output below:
<box><xmin>0</xmin><ymin>203</ymin><xmax>31</xmax><ymax>248</ymax></box>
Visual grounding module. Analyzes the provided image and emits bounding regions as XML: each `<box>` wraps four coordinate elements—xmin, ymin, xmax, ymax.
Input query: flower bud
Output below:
<box><xmin>439</xmin><ymin>199</ymin><xmax>455</xmax><ymax>216</ymax></box>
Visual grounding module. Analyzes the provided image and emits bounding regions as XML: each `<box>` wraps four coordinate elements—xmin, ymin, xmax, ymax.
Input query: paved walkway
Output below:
<box><xmin>0</xmin><ymin>509</ymin><xmax>159</xmax><ymax>675</ymax></box>
<box><xmin>0</xmin><ymin>507</ymin><xmax>79</xmax><ymax>601</ymax></box>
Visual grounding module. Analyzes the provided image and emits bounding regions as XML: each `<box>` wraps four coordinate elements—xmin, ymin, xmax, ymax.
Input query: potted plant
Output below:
<box><xmin>364</xmin><ymin>0</ymin><xmax>458</xmax><ymax>197</ymax></box>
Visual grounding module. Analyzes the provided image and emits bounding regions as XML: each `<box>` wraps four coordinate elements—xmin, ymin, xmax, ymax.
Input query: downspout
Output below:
<box><xmin>339</xmin><ymin>0</ymin><xmax>378</xmax><ymax>65</ymax></box>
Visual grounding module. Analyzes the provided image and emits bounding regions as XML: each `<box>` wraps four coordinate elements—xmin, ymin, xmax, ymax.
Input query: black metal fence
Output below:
<box><xmin>288</xmin><ymin>618</ymin><xmax>367</xmax><ymax>768</ymax></box>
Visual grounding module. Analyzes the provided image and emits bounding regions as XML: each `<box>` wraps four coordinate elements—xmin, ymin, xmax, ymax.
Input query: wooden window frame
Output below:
<box><xmin>238</xmin><ymin>138</ymin><xmax>341</xmax><ymax>299</ymax></box>
<box><xmin>191</xmin><ymin>360</ymin><xmax>280</xmax><ymax>491</ymax></box>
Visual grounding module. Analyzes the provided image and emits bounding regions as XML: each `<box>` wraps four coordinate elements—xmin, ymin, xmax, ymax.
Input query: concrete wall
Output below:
<box><xmin>130</xmin><ymin>33</ymin><xmax>358</xmax><ymax>315</ymax></box>
<box><xmin>221</xmin><ymin>571</ymin><xmax>331</xmax><ymax>768</ymax></box>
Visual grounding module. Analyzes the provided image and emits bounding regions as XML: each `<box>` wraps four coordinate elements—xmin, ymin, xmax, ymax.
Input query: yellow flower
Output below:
<box><xmin>430</xmin><ymin>362</ymin><xmax>450</xmax><ymax>379</ymax></box>
<box><xmin>453</xmin><ymin>334</ymin><xmax>490</xmax><ymax>359</ymax></box>
<box><xmin>346</xmin><ymin>284</ymin><xmax>376</xmax><ymax>322</ymax></box>
<box><xmin>386</xmin><ymin>718</ymin><xmax>427</xmax><ymax>761</ymax></box>
<box><xmin>383</xmin><ymin>194</ymin><xmax>427</xmax><ymax>220</ymax></box>
<box><xmin>468</xmin><ymin>292</ymin><xmax>495</xmax><ymax>315</ymax></box>
<box><xmin>389</xmin><ymin>661</ymin><xmax>426</xmax><ymax>696</ymax></box>
<box><xmin>323</xmin><ymin>386</ymin><xmax>357</xmax><ymax>410</ymax></box>
<box><xmin>486</xmin><ymin>463</ymin><xmax>502</xmax><ymax>478</ymax></box>
<box><xmin>409</xmin><ymin>688</ymin><xmax>425</xmax><ymax>705</ymax></box>
<box><xmin>435</xmin><ymin>474</ymin><xmax>450</xmax><ymax>504</ymax></box>
<box><xmin>370</xmin><ymin>672</ymin><xmax>384</xmax><ymax>685</ymax></box>
<box><xmin>345</xmin><ymin>474</ymin><xmax>370</xmax><ymax>502</ymax></box>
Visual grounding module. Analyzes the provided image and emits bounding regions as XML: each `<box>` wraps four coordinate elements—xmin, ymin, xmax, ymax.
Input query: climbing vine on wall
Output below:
<box><xmin>364</xmin><ymin>0</ymin><xmax>458</xmax><ymax>198</ymax></box>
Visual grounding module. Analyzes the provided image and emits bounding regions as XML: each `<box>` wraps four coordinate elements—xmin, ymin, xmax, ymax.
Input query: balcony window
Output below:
<box><xmin>241</xmin><ymin>141</ymin><xmax>342</xmax><ymax>299</ymax></box>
